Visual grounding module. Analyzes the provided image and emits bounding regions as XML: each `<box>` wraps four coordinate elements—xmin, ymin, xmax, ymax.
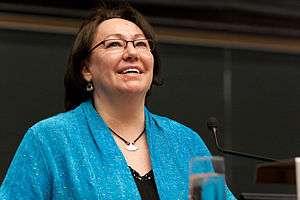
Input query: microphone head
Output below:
<box><xmin>206</xmin><ymin>117</ymin><xmax>219</xmax><ymax>131</ymax></box>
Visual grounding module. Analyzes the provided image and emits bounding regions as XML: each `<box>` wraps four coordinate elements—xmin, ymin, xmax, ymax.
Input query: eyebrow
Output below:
<box><xmin>103</xmin><ymin>33</ymin><xmax>145</xmax><ymax>40</ymax></box>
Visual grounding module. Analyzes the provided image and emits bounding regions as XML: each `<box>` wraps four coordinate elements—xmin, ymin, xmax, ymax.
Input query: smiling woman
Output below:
<box><xmin>64</xmin><ymin>4</ymin><xmax>162</xmax><ymax>111</ymax></box>
<box><xmin>0</xmin><ymin>3</ymin><xmax>236</xmax><ymax>200</ymax></box>
<box><xmin>81</xmin><ymin>18</ymin><xmax>155</xmax><ymax>103</ymax></box>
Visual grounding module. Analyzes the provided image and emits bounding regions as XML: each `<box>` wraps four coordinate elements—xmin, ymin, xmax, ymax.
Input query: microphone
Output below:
<box><xmin>206</xmin><ymin>117</ymin><xmax>277</xmax><ymax>162</ymax></box>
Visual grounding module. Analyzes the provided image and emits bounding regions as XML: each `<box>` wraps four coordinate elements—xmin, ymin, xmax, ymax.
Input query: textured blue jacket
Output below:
<box><xmin>0</xmin><ymin>101</ymin><xmax>236</xmax><ymax>199</ymax></box>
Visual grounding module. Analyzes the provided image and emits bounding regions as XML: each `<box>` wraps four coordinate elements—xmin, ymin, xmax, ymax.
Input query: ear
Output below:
<box><xmin>81</xmin><ymin>66</ymin><xmax>92</xmax><ymax>82</ymax></box>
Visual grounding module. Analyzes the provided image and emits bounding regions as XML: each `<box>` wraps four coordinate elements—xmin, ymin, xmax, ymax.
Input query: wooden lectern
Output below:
<box><xmin>255</xmin><ymin>157</ymin><xmax>300</xmax><ymax>200</ymax></box>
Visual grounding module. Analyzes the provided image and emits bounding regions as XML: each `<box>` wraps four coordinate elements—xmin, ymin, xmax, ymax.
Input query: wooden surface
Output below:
<box><xmin>256</xmin><ymin>159</ymin><xmax>296</xmax><ymax>184</ymax></box>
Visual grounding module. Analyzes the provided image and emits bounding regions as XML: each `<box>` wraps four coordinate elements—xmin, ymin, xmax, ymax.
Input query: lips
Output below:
<box><xmin>121</xmin><ymin>68</ymin><xmax>140</xmax><ymax>74</ymax></box>
<box><xmin>118</xmin><ymin>66</ymin><xmax>143</xmax><ymax>74</ymax></box>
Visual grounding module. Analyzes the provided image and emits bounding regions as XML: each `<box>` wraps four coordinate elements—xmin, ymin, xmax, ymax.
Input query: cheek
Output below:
<box><xmin>89</xmin><ymin>53</ymin><xmax>116</xmax><ymax>76</ymax></box>
<box><xmin>89</xmin><ymin>54</ymin><xmax>103</xmax><ymax>73</ymax></box>
<box><xmin>147</xmin><ymin>56</ymin><xmax>154</xmax><ymax>82</ymax></box>
<box><xmin>145</xmin><ymin>54</ymin><xmax>154</xmax><ymax>71</ymax></box>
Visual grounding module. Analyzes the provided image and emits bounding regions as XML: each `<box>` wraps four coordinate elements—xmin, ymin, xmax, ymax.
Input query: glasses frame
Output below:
<box><xmin>88</xmin><ymin>38</ymin><xmax>154</xmax><ymax>54</ymax></box>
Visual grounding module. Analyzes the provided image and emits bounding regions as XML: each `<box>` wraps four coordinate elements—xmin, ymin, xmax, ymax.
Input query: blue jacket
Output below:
<box><xmin>0</xmin><ymin>101</ymin><xmax>236</xmax><ymax>199</ymax></box>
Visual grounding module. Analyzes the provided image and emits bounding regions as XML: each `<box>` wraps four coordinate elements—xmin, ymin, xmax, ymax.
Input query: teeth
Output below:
<box><xmin>122</xmin><ymin>68</ymin><xmax>140</xmax><ymax>74</ymax></box>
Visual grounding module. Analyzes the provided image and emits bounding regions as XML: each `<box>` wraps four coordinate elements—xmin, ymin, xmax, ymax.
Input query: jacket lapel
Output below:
<box><xmin>80</xmin><ymin>101</ymin><xmax>141</xmax><ymax>199</ymax></box>
<box><xmin>145</xmin><ymin>108</ymin><xmax>187</xmax><ymax>200</ymax></box>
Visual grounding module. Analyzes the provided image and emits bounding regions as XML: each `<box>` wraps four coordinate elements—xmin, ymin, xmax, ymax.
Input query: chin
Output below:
<box><xmin>118</xmin><ymin>87</ymin><xmax>148</xmax><ymax>96</ymax></box>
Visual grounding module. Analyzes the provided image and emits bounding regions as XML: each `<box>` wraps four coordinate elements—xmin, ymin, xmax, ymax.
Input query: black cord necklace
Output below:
<box><xmin>109</xmin><ymin>127</ymin><xmax>145</xmax><ymax>151</ymax></box>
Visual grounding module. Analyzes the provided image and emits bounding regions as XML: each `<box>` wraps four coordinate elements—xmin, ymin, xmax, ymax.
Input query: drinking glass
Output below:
<box><xmin>189</xmin><ymin>156</ymin><xmax>225</xmax><ymax>200</ymax></box>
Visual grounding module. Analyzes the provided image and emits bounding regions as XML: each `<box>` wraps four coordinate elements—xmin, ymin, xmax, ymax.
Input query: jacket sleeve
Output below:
<box><xmin>0</xmin><ymin>128</ymin><xmax>51</xmax><ymax>200</ymax></box>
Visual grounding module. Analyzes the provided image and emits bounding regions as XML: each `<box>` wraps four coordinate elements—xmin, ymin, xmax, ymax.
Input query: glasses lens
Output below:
<box><xmin>103</xmin><ymin>39</ymin><xmax>125</xmax><ymax>49</ymax></box>
<box><xmin>90</xmin><ymin>39</ymin><xmax>153</xmax><ymax>53</ymax></box>
<box><xmin>133</xmin><ymin>39</ymin><xmax>151</xmax><ymax>51</ymax></box>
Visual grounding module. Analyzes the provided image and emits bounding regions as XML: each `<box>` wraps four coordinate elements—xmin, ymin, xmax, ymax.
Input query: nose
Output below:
<box><xmin>123</xmin><ymin>42</ymin><xmax>138</xmax><ymax>61</ymax></box>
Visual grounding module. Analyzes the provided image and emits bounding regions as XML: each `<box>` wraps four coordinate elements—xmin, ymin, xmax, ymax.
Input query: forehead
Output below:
<box><xmin>94</xmin><ymin>18</ymin><xmax>145</xmax><ymax>40</ymax></box>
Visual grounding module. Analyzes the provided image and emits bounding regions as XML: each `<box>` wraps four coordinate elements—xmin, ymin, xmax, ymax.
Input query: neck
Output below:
<box><xmin>93</xmin><ymin>92</ymin><xmax>146</xmax><ymax>138</ymax></box>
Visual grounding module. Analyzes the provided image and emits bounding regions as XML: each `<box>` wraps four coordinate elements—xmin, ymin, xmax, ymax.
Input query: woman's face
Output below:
<box><xmin>82</xmin><ymin>18</ymin><xmax>154</xmax><ymax>99</ymax></box>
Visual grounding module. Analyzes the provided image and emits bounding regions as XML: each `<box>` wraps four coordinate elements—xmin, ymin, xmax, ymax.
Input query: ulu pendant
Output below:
<box><xmin>125</xmin><ymin>143</ymin><xmax>139</xmax><ymax>151</ymax></box>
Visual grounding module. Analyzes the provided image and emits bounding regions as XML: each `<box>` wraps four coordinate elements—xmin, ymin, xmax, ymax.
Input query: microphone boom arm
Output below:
<box><xmin>212</xmin><ymin>128</ymin><xmax>277</xmax><ymax>162</ymax></box>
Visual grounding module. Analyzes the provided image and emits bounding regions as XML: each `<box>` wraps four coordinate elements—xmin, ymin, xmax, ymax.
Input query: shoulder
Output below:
<box><xmin>31</xmin><ymin>110</ymin><xmax>76</xmax><ymax>132</ymax></box>
<box><xmin>150</xmin><ymin>113</ymin><xmax>197</xmax><ymax>138</ymax></box>
<box><xmin>150</xmin><ymin>113</ymin><xmax>210</xmax><ymax>152</ymax></box>
<box><xmin>148</xmin><ymin>111</ymin><xmax>212</xmax><ymax>158</ymax></box>
<box><xmin>28</xmin><ymin>105</ymin><xmax>84</xmax><ymax>139</ymax></box>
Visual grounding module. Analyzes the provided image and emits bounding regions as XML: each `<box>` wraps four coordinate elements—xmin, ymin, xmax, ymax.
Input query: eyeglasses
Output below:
<box><xmin>88</xmin><ymin>38</ymin><xmax>153</xmax><ymax>54</ymax></box>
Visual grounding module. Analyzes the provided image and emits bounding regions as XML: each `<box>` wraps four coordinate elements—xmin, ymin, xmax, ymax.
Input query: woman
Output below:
<box><xmin>0</xmin><ymin>4</ymin><xmax>236</xmax><ymax>200</ymax></box>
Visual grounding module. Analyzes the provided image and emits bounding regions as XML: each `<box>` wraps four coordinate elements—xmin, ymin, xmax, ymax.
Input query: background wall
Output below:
<box><xmin>1</xmin><ymin>0</ymin><xmax>300</xmax><ymax>198</ymax></box>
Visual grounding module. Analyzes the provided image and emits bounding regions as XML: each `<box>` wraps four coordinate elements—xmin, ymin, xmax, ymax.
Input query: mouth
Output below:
<box><xmin>118</xmin><ymin>67</ymin><xmax>143</xmax><ymax>74</ymax></box>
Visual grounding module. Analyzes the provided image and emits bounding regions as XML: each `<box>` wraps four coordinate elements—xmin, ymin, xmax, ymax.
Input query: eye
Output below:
<box><xmin>134</xmin><ymin>40</ymin><xmax>149</xmax><ymax>48</ymax></box>
<box><xmin>104</xmin><ymin>40</ymin><xmax>124</xmax><ymax>48</ymax></box>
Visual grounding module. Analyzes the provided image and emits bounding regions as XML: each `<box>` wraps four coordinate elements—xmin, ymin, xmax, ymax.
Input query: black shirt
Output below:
<box><xmin>129</xmin><ymin>166</ymin><xmax>160</xmax><ymax>200</ymax></box>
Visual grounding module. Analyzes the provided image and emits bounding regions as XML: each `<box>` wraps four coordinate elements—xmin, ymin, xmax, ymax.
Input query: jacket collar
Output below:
<box><xmin>78</xmin><ymin>100</ymin><xmax>184</xmax><ymax>200</ymax></box>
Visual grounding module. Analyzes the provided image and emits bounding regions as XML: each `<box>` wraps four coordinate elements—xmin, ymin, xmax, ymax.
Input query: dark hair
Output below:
<box><xmin>64</xmin><ymin>4</ymin><xmax>162</xmax><ymax>111</ymax></box>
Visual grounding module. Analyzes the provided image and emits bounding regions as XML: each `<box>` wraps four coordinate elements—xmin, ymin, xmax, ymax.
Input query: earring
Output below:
<box><xmin>86</xmin><ymin>81</ymin><xmax>94</xmax><ymax>92</ymax></box>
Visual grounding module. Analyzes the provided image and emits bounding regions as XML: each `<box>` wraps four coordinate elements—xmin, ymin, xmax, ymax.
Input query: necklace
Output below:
<box><xmin>109</xmin><ymin>127</ymin><xmax>145</xmax><ymax>151</ymax></box>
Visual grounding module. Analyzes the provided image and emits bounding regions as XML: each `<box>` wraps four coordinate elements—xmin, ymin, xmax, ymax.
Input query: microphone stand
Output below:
<box><xmin>211</xmin><ymin>127</ymin><xmax>277</xmax><ymax>162</ymax></box>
